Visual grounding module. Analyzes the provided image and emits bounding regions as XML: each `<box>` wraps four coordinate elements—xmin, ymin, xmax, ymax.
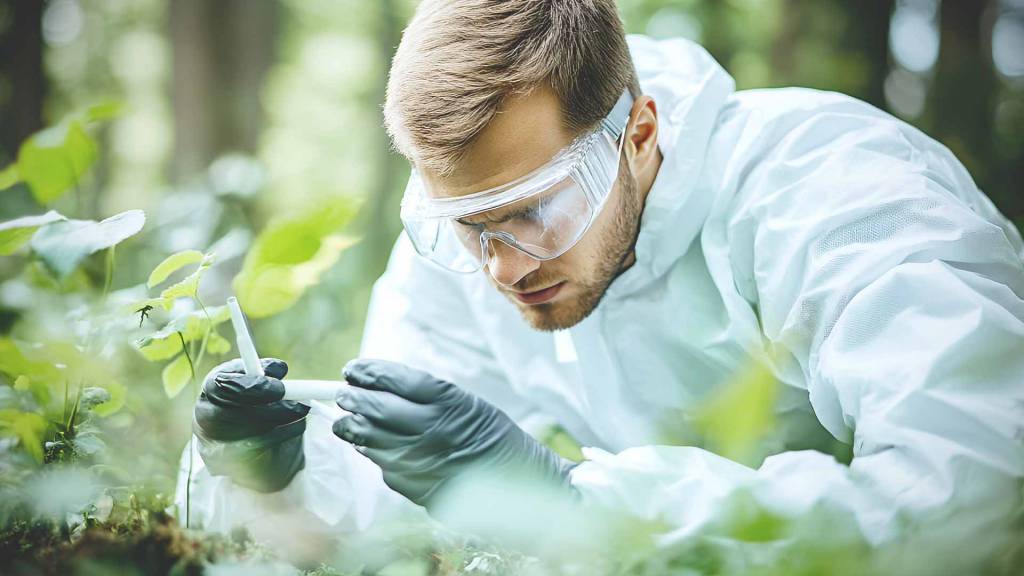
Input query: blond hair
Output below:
<box><xmin>384</xmin><ymin>0</ymin><xmax>639</xmax><ymax>176</ymax></box>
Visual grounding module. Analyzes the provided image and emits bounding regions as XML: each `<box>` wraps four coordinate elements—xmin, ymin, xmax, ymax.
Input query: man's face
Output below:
<box><xmin>420</xmin><ymin>87</ymin><xmax>647</xmax><ymax>331</ymax></box>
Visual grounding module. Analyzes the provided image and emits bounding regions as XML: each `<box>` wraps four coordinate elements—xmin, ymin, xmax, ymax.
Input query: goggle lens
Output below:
<box><xmin>402</xmin><ymin>115</ymin><xmax>626</xmax><ymax>274</ymax></box>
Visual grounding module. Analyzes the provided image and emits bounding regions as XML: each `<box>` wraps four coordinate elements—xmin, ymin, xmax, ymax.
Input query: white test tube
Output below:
<box><xmin>226</xmin><ymin>297</ymin><xmax>347</xmax><ymax>421</ymax></box>
<box><xmin>227</xmin><ymin>297</ymin><xmax>263</xmax><ymax>377</ymax></box>
<box><xmin>281</xmin><ymin>379</ymin><xmax>348</xmax><ymax>401</ymax></box>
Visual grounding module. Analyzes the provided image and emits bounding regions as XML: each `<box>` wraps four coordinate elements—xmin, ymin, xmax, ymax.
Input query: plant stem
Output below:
<box><xmin>67</xmin><ymin>380</ymin><xmax>83</xmax><ymax>434</ymax></box>
<box><xmin>178</xmin><ymin>332</ymin><xmax>195</xmax><ymax>383</ymax></box>
<box><xmin>193</xmin><ymin>296</ymin><xmax>213</xmax><ymax>371</ymax></box>
<box><xmin>102</xmin><ymin>245</ymin><xmax>115</xmax><ymax>299</ymax></box>
<box><xmin>183</xmin><ymin>297</ymin><xmax>214</xmax><ymax>531</ymax></box>
<box><xmin>66</xmin><ymin>151</ymin><xmax>83</xmax><ymax>218</ymax></box>
<box><xmin>177</xmin><ymin>331</ymin><xmax>196</xmax><ymax>530</ymax></box>
<box><xmin>62</xmin><ymin>379</ymin><xmax>70</xmax><ymax>429</ymax></box>
<box><xmin>177</xmin><ymin>269</ymin><xmax>215</xmax><ymax>531</ymax></box>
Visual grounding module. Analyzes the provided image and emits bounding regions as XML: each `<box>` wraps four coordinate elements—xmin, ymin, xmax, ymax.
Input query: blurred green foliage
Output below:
<box><xmin>694</xmin><ymin>355</ymin><xmax>779</xmax><ymax>466</ymax></box>
<box><xmin>234</xmin><ymin>198</ymin><xmax>360</xmax><ymax>318</ymax></box>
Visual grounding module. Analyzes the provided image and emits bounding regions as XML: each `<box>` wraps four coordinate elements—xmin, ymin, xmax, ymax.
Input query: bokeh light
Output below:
<box><xmin>889</xmin><ymin>0</ymin><xmax>940</xmax><ymax>74</ymax></box>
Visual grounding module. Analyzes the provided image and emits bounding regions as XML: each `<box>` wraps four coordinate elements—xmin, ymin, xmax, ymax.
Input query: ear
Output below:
<box><xmin>624</xmin><ymin>95</ymin><xmax>658</xmax><ymax>174</ymax></box>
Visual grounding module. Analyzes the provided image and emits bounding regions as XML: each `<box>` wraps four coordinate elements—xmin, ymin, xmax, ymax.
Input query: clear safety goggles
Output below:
<box><xmin>400</xmin><ymin>90</ymin><xmax>633</xmax><ymax>274</ymax></box>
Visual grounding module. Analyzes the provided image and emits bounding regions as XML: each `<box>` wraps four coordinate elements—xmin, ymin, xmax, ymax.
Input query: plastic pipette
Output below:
<box><xmin>226</xmin><ymin>297</ymin><xmax>347</xmax><ymax>420</ymax></box>
<box><xmin>227</xmin><ymin>296</ymin><xmax>263</xmax><ymax>377</ymax></box>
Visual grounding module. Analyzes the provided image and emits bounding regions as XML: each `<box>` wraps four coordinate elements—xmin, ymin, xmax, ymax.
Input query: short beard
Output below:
<box><xmin>518</xmin><ymin>155</ymin><xmax>643</xmax><ymax>331</ymax></box>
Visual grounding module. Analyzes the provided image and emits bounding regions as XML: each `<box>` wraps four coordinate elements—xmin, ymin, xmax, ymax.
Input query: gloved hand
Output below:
<box><xmin>193</xmin><ymin>357</ymin><xmax>309</xmax><ymax>493</ymax></box>
<box><xmin>332</xmin><ymin>358</ymin><xmax>577</xmax><ymax>508</ymax></box>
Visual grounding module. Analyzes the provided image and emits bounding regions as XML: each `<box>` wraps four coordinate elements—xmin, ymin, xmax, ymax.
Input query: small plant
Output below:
<box><xmin>134</xmin><ymin>250</ymin><xmax>230</xmax><ymax>399</ymax></box>
<box><xmin>0</xmin><ymin>105</ymin><xmax>167</xmax><ymax>572</ymax></box>
<box><xmin>132</xmin><ymin>249</ymin><xmax>230</xmax><ymax>528</ymax></box>
<box><xmin>0</xmin><ymin>105</ymin><xmax>135</xmax><ymax>468</ymax></box>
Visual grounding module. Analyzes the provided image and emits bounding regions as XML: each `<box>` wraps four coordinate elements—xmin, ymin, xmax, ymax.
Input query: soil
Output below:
<box><xmin>0</xmin><ymin>510</ymin><xmax>250</xmax><ymax>576</ymax></box>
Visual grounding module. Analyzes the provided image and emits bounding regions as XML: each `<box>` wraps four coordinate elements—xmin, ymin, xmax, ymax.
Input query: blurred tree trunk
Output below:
<box><xmin>169</xmin><ymin>0</ymin><xmax>277</xmax><ymax>182</ymax></box>
<box><xmin>846</xmin><ymin>0</ymin><xmax>893</xmax><ymax>108</ymax></box>
<box><xmin>701</xmin><ymin>0</ymin><xmax>734</xmax><ymax>75</ymax></box>
<box><xmin>927</xmin><ymin>0</ymin><xmax>996</xmax><ymax>185</ymax></box>
<box><xmin>772</xmin><ymin>0</ymin><xmax>893</xmax><ymax>101</ymax></box>
<box><xmin>771</xmin><ymin>0</ymin><xmax>801</xmax><ymax>83</ymax></box>
<box><xmin>0</xmin><ymin>0</ymin><xmax>45</xmax><ymax>163</ymax></box>
<box><xmin>358</xmin><ymin>0</ymin><xmax>407</xmax><ymax>281</ymax></box>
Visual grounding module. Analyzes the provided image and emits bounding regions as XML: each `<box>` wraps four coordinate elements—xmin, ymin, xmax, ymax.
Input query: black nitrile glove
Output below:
<box><xmin>332</xmin><ymin>358</ymin><xmax>577</xmax><ymax>508</ymax></box>
<box><xmin>193</xmin><ymin>357</ymin><xmax>309</xmax><ymax>493</ymax></box>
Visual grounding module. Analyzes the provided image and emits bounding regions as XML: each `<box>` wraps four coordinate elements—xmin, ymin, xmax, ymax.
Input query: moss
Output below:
<box><xmin>0</xmin><ymin>511</ymin><xmax>259</xmax><ymax>576</ymax></box>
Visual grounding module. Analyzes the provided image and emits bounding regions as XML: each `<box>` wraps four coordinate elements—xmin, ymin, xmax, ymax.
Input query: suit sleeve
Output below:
<box><xmin>569</xmin><ymin>115</ymin><xmax>1024</xmax><ymax>572</ymax></box>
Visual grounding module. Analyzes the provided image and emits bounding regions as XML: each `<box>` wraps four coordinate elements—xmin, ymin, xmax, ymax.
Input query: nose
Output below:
<box><xmin>484</xmin><ymin>237</ymin><xmax>541</xmax><ymax>287</ymax></box>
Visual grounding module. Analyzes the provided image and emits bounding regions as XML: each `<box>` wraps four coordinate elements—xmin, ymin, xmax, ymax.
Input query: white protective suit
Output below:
<box><xmin>180</xmin><ymin>36</ymin><xmax>1024</xmax><ymax>570</ymax></box>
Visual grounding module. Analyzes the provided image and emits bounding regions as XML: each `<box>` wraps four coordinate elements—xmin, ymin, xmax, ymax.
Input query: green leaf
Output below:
<box><xmin>37</xmin><ymin>341</ymin><xmax>117</xmax><ymax>389</ymax></box>
<box><xmin>0</xmin><ymin>164</ymin><xmax>18</xmax><ymax>190</ymax></box>
<box><xmin>135</xmin><ymin>331</ymin><xmax>183</xmax><ymax>361</ymax></box>
<box><xmin>0</xmin><ymin>210</ymin><xmax>65</xmax><ymax>255</ymax></box>
<box><xmin>236</xmin><ymin>235</ymin><xmax>358</xmax><ymax>318</ymax></box>
<box><xmin>159</xmin><ymin>252</ymin><xmax>214</xmax><ymax>301</ymax></box>
<box><xmin>80</xmin><ymin>387</ymin><xmax>111</xmax><ymax>409</ymax></box>
<box><xmin>83</xmin><ymin>101</ymin><xmax>124</xmax><ymax>123</ymax></box>
<box><xmin>72</xmin><ymin>431</ymin><xmax>106</xmax><ymax>456</ymax></box>
<box><xmin>90</xmin><ymin>381</ymin><xmax>125</xmax><ymax>417</ymax></box>
<box><xmin>147</xmin><ymin>249</ymin><xmax>204</xmax><ymax>288</ymax></box>
<box><xmin>250</xmin><ymin>199</ymin><xmax>359</xmax><ymax>266</ymax></box>
<box><xmin>718</xmin><ymin>489</ymin><xmax>790</xmax><ymax>542</ymax></box>
<box><xmin>233</xmin><ymin>198</ymin><xmax>360</xmax><ymax>318</ymax></box>
<box><xmin>0</xmin><ymin>409</ymin><xmax>48</xmax><ymax>463</ymax></box>
<box><xmin>136</xmin><ymin>305</ymin><xmax>230</xmax><ymax>361</ymax></box>
<box><xmin>539</xmin><ymin>425</ymin><xmax>585</xmax><ymax>463</ymax></box>
<box><xmin>694</xmin><ymin>355</ymin><xmax>780</xmax><ymax>465</ymax></box>
<box><xmin>30</xmin><ymin>209</ymin><xmax>145</xmax><ymax>278</ymax></box>
<box><xmin>161</xmin><ymin>354</ymin><xmax>193</xmax><ymax>398</ymax></box>
<box><xmin>17</xmin><ymin>120</ymin><xmax>97</xmax><ymax>204</ymax></box>
<box><xmin>128</xmin><ymin>296</ymin><xmax>173</xmax><ymax>316</ymax></box>
<box><xmin>1</xmin><ymin>340</ymin><xmax>122</xmax><ymax>420</ymax></box>
<box><xmin>0</xmin><ymin>338</ymin><xmax>62</xmax><ymax>405</ymax></box>
<box><xmin>203</xmin><ymin>305</ymin><xmax>231</xmax><ymax>327</ymax></box>
<box><xmin>205</xmin><ymin>331</ymin><xmax>231</xmax><ymax>355</ymax></box>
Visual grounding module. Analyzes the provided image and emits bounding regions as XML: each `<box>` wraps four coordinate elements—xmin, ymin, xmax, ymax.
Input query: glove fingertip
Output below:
<box><xmin>343</xmin><ymin>358</ymin><xmax>397</xmax><ymax>391</ymax></box>
<box><xmin>210</xmin><ymin>374</ymin><xmax>287</xmax><ymax>404</ymax></box>
<box><xmin>203</xmin><ymin>358</ymin><xmax>244</xmax><ymax>389</ymax></box>
<box><xmin>262</xmin><ymin>357</ymin><xmax>288</xmax><ymax>379</ymax></box>
<box><xmin>334</xmin><ymin>387</ymin><xmax>354</xmax><ymax>410</ymax></box>
<box><xmin>341</xmin><ymin>358</ymin><xmax>364</xmax><ymax>381</ymax></box>
<box><xmin>332</xmin><ymin>415</ymin><xmax>351</xmax><ymax>439</ymax></box>
<box><xmin>281</xmin><ymin>398</ymin><xmax>310</xmax><ymax>416</ymax></box>
<box><xmin>252</xmin><ymin>376</ymin><xmax>288</xmax><ymax>403</ymax></box>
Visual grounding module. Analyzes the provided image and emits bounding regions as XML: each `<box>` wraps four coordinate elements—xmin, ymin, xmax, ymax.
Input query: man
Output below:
<box><xmin>182</xmin><ymin>0</ymin><xmax>1024</xmax><ymax>571</ymax></box>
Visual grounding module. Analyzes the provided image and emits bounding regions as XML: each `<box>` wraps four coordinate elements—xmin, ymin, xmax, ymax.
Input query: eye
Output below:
<box><xmin>454</xmin><ymin>218</ymin><xmax>484</xmax><ymax>229</ymax></box>
<box><xmin>501</xmin><ymin>205</ymin><xmax>536</xmax><ymax>223</ymax></box>
<box><xmin>521</xmin><ymin>205</ymin><xmax>545</xmax><ymax>223</ymax></box>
